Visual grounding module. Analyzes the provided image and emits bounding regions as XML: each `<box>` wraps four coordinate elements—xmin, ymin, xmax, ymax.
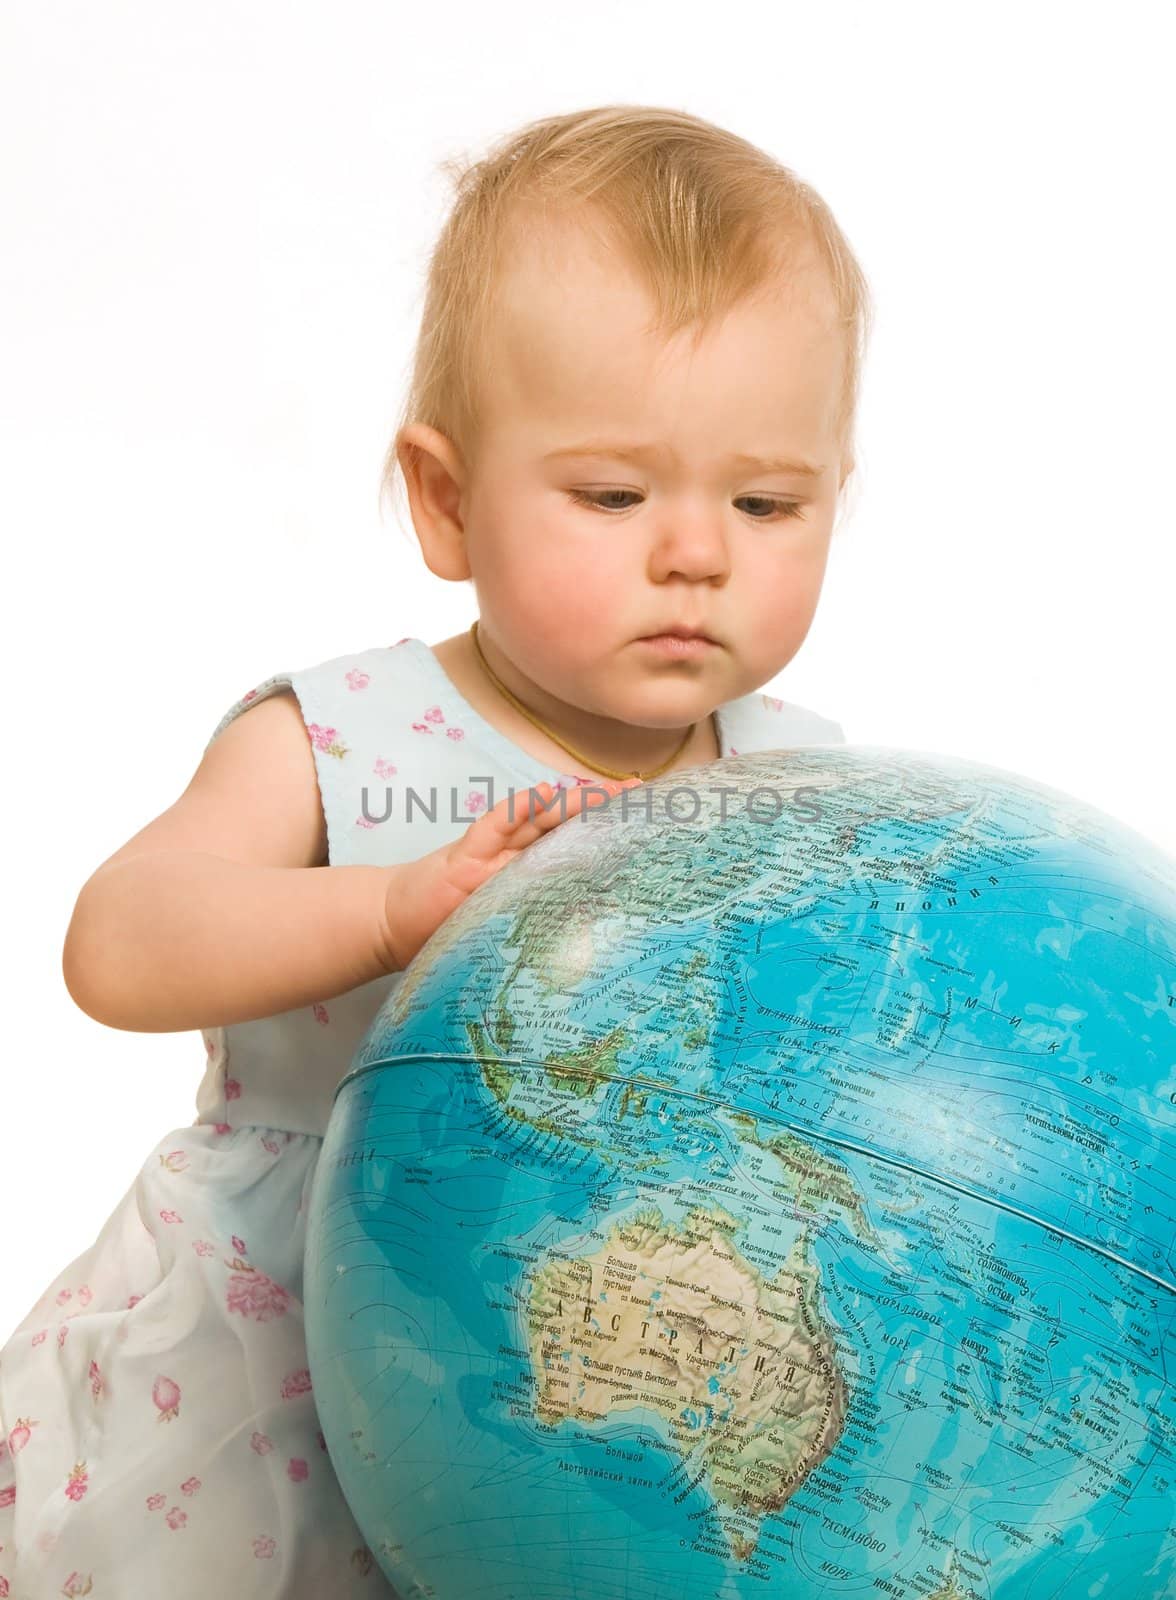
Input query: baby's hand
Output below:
<box><xmin>380</xmin><ymin>779</ymin><xmax>641</xmax><ymax>972</ymax></box>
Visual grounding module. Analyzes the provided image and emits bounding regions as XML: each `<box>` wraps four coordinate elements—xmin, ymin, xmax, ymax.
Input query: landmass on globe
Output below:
<box><xmin>525</xmin><ymin>1203</ymin><xmax>847</xmax><ymax>1561</ymax></box>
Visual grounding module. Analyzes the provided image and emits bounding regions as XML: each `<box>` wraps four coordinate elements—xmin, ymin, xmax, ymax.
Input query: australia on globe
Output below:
<box><xmin>306</xmin><ymin>747</ymin><xmax>1176</xmax><ymax>1600</ymax></box>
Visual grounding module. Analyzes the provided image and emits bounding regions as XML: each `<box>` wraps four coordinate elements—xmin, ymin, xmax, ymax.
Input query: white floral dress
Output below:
<box><xmin>0</xmin><ymin>637</ymin><xmax>844</xmax><ymax>1598</ymax></box>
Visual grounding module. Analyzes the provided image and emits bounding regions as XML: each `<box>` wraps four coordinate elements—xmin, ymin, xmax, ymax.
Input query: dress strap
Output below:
<box><xmin>718</xmin><ymin>688</ymin><xmax>845</xmax><ymax>757</ymax></box>
<box><xmin>204</xmin><ymin>672</ymin><xmax>297</xmax><ymax>749</ymax></box>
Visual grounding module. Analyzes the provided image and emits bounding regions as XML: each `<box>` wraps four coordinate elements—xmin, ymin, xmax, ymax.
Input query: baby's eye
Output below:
<box><xmin>567</xmin><ymin>489</ymin><xmax>804</xmax><ymax>521</ymax></box>
<box><xmin>737</xmin><ymin>496</ymin><xmax>805</xmax><ymax>521</ymax></box>
<box><xmin>568</xmin><ymin>488</ymin><xmax>641</xmax><ymax>512</ymax></box>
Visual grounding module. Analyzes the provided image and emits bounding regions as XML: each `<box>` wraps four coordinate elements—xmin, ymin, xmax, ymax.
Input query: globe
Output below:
<box><xmin>305</xmin><ymin>748</ymin><xmax>1176</xmax><ymax>1599</ymax></box>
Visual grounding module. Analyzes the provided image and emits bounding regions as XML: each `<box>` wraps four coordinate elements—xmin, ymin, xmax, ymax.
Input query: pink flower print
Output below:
<box><xmin>394</xmin><ymin>637</ymin><xmax>410</xmax><ymax>646</ymax></box>
<box><xmin>88</xmin><ymin>1360</ymin><xmax>104</xmax><ymax>1399</ymax></box>
<box><xmin>250</xmin><ymin>1432</ymin><xmax>273</xmax><ymax>1455</ymax></box>
<box><xmin>232</xmin><ymin>1235</ymin><xmax>247</xmax><ymax>1255</ymax></box>
<box><xmin>410</xmin><ymin>720</ymin><xmax>433</xmax><ymax>735</ymax></box>
<box><xmin>56</xmin><ymin>1288</ymin><xmax>72</xmax><ymax>1307</ymax></box>
<box><xmin>242</xmin><ymin>690</ymin><xmax>258</xmax><ymax>704</ymax></box>
<box><xmin>423</xmin><ymin>704</ymin><xmax>444</xmax><ymax>724</ymax></box>
<box><xmin>345</xmin><ymin>669</ymin><xmax>371</xmax><ymax>691</ymax></box>
<box><xmin>225</xmin><ymin>1262</ymin><xmax>291</xmax><ymax>1323</ymax></box>
<box><xmin>351</xmin><ymin>1548</ymin><xmax>374</xmax><ymax>1577</ymax></box>
<box><xmin>165</xmin><ymin>1507</ymin><xmax>187</xmax><ymax>1531</ymax></box>
<box><xmin>62</xmin><ymin>1577</ymin><xmax>92</xmax><ymax>1599</ymax></box>
<box><xmin>8</xmin><ymin>1419</ymin><xmax>36</xmax><ymax>1455</ymax></box>
<box><xmin>464</xmin><ymin>789</ymin><xmax>488</xmax><ymax>816</ymax></box>
<box><xmin>213</xmin><ymin>1122</ymin><xmax>232</xmax><ymax>1135</ymax></box>
<box><xmin>762</xmin><ymin>693</ymin><xmax>785</xmax><ymax>711</ymax></box>
<box><xmin>0</xmin><ymin>1575</ymin><xmax>10</xmax><ymax>1597</ymax></box>
<box><xmin>286</xmin><ymin>1458</ymin><xmax>308</xmax><ymax>1483</ymax></box>
<box><xmin>180</xmin><ymin>1475</ymin><xmax>201</xmax><ymax>1497</ymax></box>
<box><xmin>260</xmin><ymin>1136</ymin><xmax>280</xmax><ymax>1156</ymax></box>
<box><xmin>192</xmin><ymin>1239</ymin><xmax>215</xmax><ymax>1258</ymax></box>
<box><xmin>306</xmin><ymin>723</ymin><xmax>349</xmax><ymax>759</ymax></box>
<box><xmin>280</xmin><ymin>1367</ymin><xmax>312</xmax><ymax>1400</ymax></box>
<box><xmin>224</xmin><ymin>1075</ymin><xmax>242</xmax><ymax>1101</ymax></box>
<box><xmin>373</xmin><ymin>757</ymin><xmax>397</xmax><ymax>778</ymax></box>
<box><xmin>146</xmin><ymin>1492</ymin><xmax>166</xmax><ymax>1511</ymax></box>
<box><xmin>445</xmin><ymin>725</ymin><xmax>465</xmax><ymax>741</ymax></box>
<box><xmin>153</xmin><ymin>1375</ymin><xmax>181</xmax><ymax>1422</ymax></box>
<box><xmin>57</xmin><ymin>1326</ymin><xmax>68</xmax><ymax>1350</ymax></box>
<box><xmin>159</xmin><ymin>1209</ymin><xmax>183</xmax><ymax>1225</ymax></box>
<box><xmin>204</xmin><ymin>1032</ymin><xmax>216</xmax><ymax>1055</ymax></box>
<box><xmin>127</xmin><ymin>1294</ymin><xmax>144</xmax><ymax>1310</ymax></box>
<box><xmin>31</xmin><ymin>1328</ymin><xmax>47</xmax><ymax>1347</ymax></box>
<box><xmin>311</xmin><ymin>1002</ymin><xmax>329</xmax><ymax>1026</ymax></box>
<box><xmin>0</xmin><ymin>1485</ymin><xmax>15</xmax><ymax>1510</ymax></box>
<box><xmin>64</xmin><ymin>1462</ymin><xmax>89</xmax><ymax>1502</ymax></box>
<box><xmin>253</xmin><ymin>1535</ymin><xmax>277</xmax><ymax>1559</ymax></box>
<box><xmin>77</xmin><ymin>1285</ymin><xmax>92</xmax><ymax>1307</ymax></box>
<box><xmin>159</xmin><ymin>1149</ymin><xmax>189</xmax><ymax>1174</ymax></box>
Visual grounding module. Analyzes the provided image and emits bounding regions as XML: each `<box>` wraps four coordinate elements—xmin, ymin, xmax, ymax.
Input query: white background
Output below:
<box><xmin>1</xmin><ymin>2</ymin><xmax>1172</xmax><ymax>1342</ymax></box>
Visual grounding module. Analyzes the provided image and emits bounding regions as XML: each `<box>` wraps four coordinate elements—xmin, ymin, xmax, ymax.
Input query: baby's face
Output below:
<box><xmin>459</xmin><ymin>213</ymin><xmax>848</xmax><ymax>727</ymax></box>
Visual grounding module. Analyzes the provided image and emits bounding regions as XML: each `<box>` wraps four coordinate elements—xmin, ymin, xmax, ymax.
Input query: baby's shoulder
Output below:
<box><xmin>719</xmin><ymin>685</ymin><xmax>846</xmax><ymax>756</ymax></box>
<box><xmin>205</xmin><ymin>638</ymin><xmax>429</xmax><ymax>752</ymax></box>
<box><xmin>288</xmin><ymin>638</ymin><xmax>434</xmax><ymax>733</ymax></box>
<box><xmin>204</xmin><ymin>638</ymin><xmax>464</xmax><ymax>869</ymax></box>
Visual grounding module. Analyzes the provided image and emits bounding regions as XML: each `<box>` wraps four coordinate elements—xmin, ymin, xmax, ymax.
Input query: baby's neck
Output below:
<box><xmin>429</xmin><ymin>632</ymin><xmax>721</xmax><ymax>778</ymax></box>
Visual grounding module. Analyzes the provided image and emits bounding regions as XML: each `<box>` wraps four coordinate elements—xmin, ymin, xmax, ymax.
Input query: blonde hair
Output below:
<box><xmin>381</xmin><ymin>104</ymin><xmax>872</xmax><ymax>524</ymax></box>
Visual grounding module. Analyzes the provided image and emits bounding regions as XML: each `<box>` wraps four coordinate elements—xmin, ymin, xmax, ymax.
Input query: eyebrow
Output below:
<box><xmin>543</xmin><ymin>442</ymin><xmax>827</xmax><ymax>478</ymax></box>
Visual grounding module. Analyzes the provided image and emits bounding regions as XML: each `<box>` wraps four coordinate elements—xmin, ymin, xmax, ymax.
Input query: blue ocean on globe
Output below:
<box><xmin>304</xmin><ymin>748</ymin><xmax>1176</xmax><ymax>1599</ymax></box>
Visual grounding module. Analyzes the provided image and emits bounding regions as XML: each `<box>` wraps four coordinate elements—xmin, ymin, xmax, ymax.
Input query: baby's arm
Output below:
<box><xmin>62</xmin><ymin>691</ymin><xmax>392</xmax><ymax>1032</ymax></box>
<box><xmin>62</xmin><ymin>691</ymin><xmax>634</xmax><ymax>1034</ymax></box>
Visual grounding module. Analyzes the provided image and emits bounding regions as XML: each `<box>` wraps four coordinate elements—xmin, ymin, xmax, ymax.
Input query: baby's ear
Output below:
<box><xmin>397</xmin><ymin>421</ymin><xmax>467</xmax><ymax>494</ymax></box>
<box><xmin>397</xmin><ymin>426</ymin><xmax>473</xmax><ymax>583</ymax></box>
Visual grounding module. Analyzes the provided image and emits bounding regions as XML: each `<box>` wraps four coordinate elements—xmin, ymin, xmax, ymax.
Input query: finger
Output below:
<box><xmin>454</xmin><ymin>785</ymin><xmax>558</xmax><ymax>864</ymax></box>
<box><xmin>466</xmin><ymin>780</ymin><xmax>638</xmax><ymax>858</ymax></box>
<box><xmin>513</xmin><ymin>780</ymin><xmax>640</xmax><ymax>841</ymax></box>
